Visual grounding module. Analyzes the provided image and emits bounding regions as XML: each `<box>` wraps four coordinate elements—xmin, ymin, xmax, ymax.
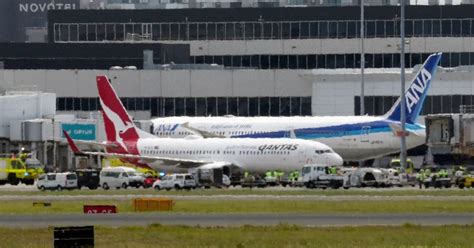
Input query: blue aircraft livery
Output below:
<box><xmin>152</xmin><ymin>53</ymin><xmax>442</xmax><ymax>161</ymax></box>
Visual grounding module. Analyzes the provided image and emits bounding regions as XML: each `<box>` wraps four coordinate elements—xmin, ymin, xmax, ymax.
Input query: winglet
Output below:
<box><xmin>63</xmin><ymin>130</ymin><xmax>84</xmax><ymax>155</ymax></box>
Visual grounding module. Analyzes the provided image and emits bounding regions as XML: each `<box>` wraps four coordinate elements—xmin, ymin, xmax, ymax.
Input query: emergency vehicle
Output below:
<box><xmin>0</xmin><ymin>154</ymin><xmax>44</xmax><ymax>185</ymax></box>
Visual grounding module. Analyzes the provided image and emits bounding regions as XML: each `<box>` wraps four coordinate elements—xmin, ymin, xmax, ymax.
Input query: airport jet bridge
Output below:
<box><xmin>426</xmin><ymin>106</ymin><xmax>474</xmax><ymax>161</ymax></box>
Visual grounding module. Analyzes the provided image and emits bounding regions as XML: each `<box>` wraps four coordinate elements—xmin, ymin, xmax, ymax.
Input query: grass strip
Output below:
<box><xmin>0</xmin><ymin>224</ymin><xmax>472</xmax><ymax>247</ymax></box>
<box><xmin>1</xmin><ymin>199</ymin><xmax>474</xmax><ymax>214</ymax></box>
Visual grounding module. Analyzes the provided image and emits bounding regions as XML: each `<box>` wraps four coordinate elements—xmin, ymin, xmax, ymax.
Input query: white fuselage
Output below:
<box><xmin>152</xmin><ymin>116</ymin><xmax>426</xmax><ymax>161</ymax></box>
<box><xmin>135</xmin><ymin>137</ymin><xmax>343</xmax><ymax>173</ymax></box>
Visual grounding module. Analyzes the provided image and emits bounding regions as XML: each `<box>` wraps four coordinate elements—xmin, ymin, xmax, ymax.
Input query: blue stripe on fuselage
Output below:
<box><xmin>232</xmin><ymin>121</ymin><xmax>424</xmax><ymax>139</ymax></box>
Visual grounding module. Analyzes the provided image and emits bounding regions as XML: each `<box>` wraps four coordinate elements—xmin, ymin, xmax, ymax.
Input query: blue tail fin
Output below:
<box><xmin>385</xmin><ymin>52</ymin><xmax>442</xmax><ymax>124</ymax></box>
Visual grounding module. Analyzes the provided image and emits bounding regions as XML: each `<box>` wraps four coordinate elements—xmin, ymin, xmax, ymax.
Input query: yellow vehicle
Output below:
<box><xmin>457</xmin><ymin>176</ymin><xmax>474</xmax><ymax>189</ymax></box>
<box><xmin>102</xmin><ymin>158</ymin><xmax>158</xmax><ymax>177</ymax></box>
<box><xmin>0</xmin><ymin>156</ymin><xmax>45</xmax><ymax>185</ymax></box>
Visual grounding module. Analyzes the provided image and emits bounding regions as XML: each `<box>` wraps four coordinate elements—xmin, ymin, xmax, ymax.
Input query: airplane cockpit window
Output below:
<box><xmin>315</xmin><ymin>150</ymin><xmax>333</xmax><ymax>154</ymax></box>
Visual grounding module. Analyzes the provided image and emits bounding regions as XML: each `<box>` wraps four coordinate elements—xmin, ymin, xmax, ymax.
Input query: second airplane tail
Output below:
<box><xmin>384</xmin><ymin>52</ymin><xmax>442</xmax><ymax>124</ymax></box>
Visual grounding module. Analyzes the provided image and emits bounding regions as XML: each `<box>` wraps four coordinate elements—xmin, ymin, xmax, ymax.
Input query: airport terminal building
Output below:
<box><xmin>1</xmin><ymin>1</ymin><xmax>474</xmax><ymax>168</ymax></box>
<box><xmin>1</xmin><ymin>3</ymin><xmax>474</xmax><ymax>118</ymax></box>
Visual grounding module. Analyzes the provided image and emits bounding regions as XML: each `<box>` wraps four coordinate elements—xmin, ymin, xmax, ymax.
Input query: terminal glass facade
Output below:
<box><xmin>57</xmin><ymin>96</ymin><xmax>312</xmax><ymax>117</ymax></box>
<box><xmin>355</xmin><ymin>95</ymin><xmax>473</xmax><ymax>116</ymax></box>
<box><xmin>192</xmin><ymin>52</ymin><xmax>474</xmax><ymax>69</ymax></box>
<box><xmin>58</xmin><ymin>95</ymin><xmax>474</xmax><ymax>117</ymax></box>
<box><xmin>53</xmin><ymin>19</ymin><xmax>474</xmax><ymax>42</ymax></box>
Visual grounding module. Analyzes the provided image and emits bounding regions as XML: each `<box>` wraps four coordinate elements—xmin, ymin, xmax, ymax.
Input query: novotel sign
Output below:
<box><xmin>18</xmin><ymin>0</ymin><xmax>77</xmax><ymax>13</ymax></box>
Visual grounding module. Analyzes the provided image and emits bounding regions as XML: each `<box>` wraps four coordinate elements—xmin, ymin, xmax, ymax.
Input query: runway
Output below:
<box><xmin>1</xmin><ymin>213</ymin><xmax>473</xmax><ymax>227</ymax></box>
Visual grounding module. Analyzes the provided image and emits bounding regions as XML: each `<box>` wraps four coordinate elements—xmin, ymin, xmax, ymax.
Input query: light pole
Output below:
<box><xmin>360</xmin><ymin>0</ymin><xmax>365</xmax><ymax>116</ymax></box>
<box><xmin>400</xmin><ymin>0</ymin><xmax>407</xmax><ymax>171</ymax></box>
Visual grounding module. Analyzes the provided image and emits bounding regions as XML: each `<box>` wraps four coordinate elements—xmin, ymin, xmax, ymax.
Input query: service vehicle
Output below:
<box><xmin>143</xmin><ymin>175</ymin><xmax>157</xmax><ymax>188</ymax></box>
<box><xmin>387</xmin><ymin>168</ymin><xmax>402</xmax><ymax>187</ymax></box>
<box><xmin>99</xmin><ymin>167</ymin><xmax>144</xmax><ymax>190</ymax></box>
<box><xmin>0</xmin><ymin>156</ymin><xmax>44</xmax><ymax>185</ymax></box>
<box><xmin>301</xmin><ymin>164</ymin><xmax>344</xmax><ymax>189</ymax></box>
<box><xmin>153</xmin><ymin>173</ymin><xmax>196</xmax><ymax>190</ymax></box>
<box><xmin>74</xmin><ymin>169</ymin><xmax>100</xmax><ymax>189</ymax></box>
<box><xmin>457</xmin><ymin>175</ymin><xmax>474</xmax><ymax>189</ymax></box>
<box><xmin>344</xmin><ymin>167</ymin><xmax>390</xmax><ymax>188</ymax></box>
<box><xmin>263</xmin><ymin>174</ymin><xmax>278</xmax><ymax>186</ymax></box>
<box><xmin>189</xmin><ymin>167</ymin><xmax>227</xmax><ymax>188</ymax></box>
<box><xmin>423</xmin><ymin>173</ymin><xmax>452</xmax><ymax>188</ymax></box>
<box><xmin>37</xmin><ymin>172</ymin><xmax>78</xmax><ymax>191</ymax></box>
<box><xmin>229</xmin><ymin>174</ymin><xmax>243</xmax><ymax>187</ymax></box>
<box><xmin>240</xmin><ymin>175</ymin><xmax>267</xmax><ymax>188</ymax></box>
<box><xmin>388</xmin><ymin>158</ymin><xmax>417</xmax><ymax>187</ymax></box>
<box><xmin>222</xmin><ymin>174</ymin><xmax>231</xmax><ymax>187</ymax></box>
<box><xmin>453</xmin><ymin>167</ymin><xmax>474</xmax><ymax>188</ymax></box>
<box><xmin>102</xmin><ymin>158</ymin><xmax>158</xmax><ymax>177</ymax></box>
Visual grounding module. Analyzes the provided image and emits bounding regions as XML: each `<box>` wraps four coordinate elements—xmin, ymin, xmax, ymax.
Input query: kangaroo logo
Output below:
<box><xmin>100</xmin><ymin>98</ymin><xmax>134</xmax><ymax>152</ymax></box>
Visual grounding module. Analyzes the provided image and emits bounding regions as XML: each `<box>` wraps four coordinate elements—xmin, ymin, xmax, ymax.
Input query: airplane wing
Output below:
<box><xmin>63</xmin><ymin>130</ymin><xmax>237</xmax><ymax>170</ymax></box>
<box><xmin>60</xmin><ymin>139</ymin><xmax>118</xmax><ymax>150</ymax></box>
<box><xmin>196</xmin><ymin>161</ymin><xmax>235</xmax><ymax>169</ymax></box>
<box><xmin>181</xmin><ymin>122</ymin><xmax>226</xmax><ymax>138</ymax></box>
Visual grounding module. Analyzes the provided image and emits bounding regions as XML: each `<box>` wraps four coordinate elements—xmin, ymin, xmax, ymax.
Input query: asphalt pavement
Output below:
<box><xmin>0</xmin><ymin>213</ymin><xmax>473</xmax><ymax>227</ymax></box>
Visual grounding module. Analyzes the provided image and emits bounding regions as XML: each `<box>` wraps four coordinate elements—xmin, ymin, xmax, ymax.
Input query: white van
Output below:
<box><xmin>153</xmin><ymin>173</ymin><xmax>196</xmax><ymax>190</ymax></box>
<box><xmin>99</xmin><ymin>167</ymin><xmax>144</xmax><ymax>190</ymax></box>
<box><xmin>37</xmin><ymin>172</ymin><xmax>78</xmax><ymax>191</ymax></box>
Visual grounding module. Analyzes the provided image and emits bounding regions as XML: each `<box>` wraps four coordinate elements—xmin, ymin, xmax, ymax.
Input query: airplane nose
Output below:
<box><xmin>329</xmin><ymin>153</ymin><xmax>344</xmax><ymax>166</ymax></box>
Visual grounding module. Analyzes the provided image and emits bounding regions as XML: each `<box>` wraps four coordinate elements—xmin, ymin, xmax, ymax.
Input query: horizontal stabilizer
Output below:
<box><xmin>388</xmin><ymin>123</ymin><xmax>420</xmax><ymax>137</ymax></box>
<box><xmin>63</xmin><ymin>130</ymin><xmax>84</xmax><ymax>155</ymax></box>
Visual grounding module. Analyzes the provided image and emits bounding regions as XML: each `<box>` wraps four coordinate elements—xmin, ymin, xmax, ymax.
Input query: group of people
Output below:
<box><xmin>264</xmin><ymin>170</ymin><xmax>285</xmax><ymax>179</ymax></box>
<box><xmin>415</xmin><ymin>167</ymin><xmax>460</xmax><ymax>188</ymax></box>
<box><xmin>259</xmin><ymin>170</ymin><xmax>301</xmax><ymax>183</ymax></box>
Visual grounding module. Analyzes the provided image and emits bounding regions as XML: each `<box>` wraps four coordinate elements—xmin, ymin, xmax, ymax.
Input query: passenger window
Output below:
<box><xmin>122</xmin><ymin>173</ymin><xmax>128</xmax><ymax>178</ymax></box>
<box><xmin>47</xmin><ymin>175</ymin><xmax>56</xmax><ymax>180</ymax></box>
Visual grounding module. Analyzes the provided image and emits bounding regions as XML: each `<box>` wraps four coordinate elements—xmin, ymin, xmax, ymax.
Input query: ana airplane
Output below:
<box><xmin>64</xmin><ymin>75</ymin><xmax>343</xmax><ymax>174</ymax></box>
<box><xmin>151</xmin><ymin>53</ymin><xmax>442</xmax><ymax>161</ymax></box>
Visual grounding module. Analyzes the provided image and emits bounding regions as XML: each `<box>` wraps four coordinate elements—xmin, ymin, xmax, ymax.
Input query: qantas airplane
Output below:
<box><xmin>151</xmin><ymin>53</ymin><xmax>442</xmax><ymax>161</ymax></box>
<box><xmin>64</xmin><ymin>75</ymin><xmax>343</xmax><ymax>174</ymax></box>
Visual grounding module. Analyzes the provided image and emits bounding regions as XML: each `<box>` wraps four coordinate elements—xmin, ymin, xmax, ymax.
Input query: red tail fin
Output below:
<box><xmin>97</xmin><ymin>75</ymin><xmax>140</xmax><ymax>153</ymax></box>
